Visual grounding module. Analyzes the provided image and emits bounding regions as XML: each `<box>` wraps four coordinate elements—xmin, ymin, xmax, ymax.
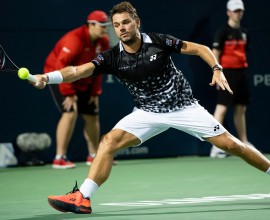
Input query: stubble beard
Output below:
<box><xmin>120</xmin><ymin>33</ymin><xmax>137</xmax><ymax>46</ymax></box>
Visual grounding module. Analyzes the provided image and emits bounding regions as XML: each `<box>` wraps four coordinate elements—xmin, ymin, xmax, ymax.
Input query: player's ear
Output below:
<box><xmin>136</xmin><ymin>18</ymin><xmax>140</xmax><ymax>29</ymax></box>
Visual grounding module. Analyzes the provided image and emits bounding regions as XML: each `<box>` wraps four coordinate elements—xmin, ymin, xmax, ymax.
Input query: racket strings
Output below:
<box><xmin>0</xmin><ymin>48</ymin><xmax>6</xmax><ymax>70</ymax></box>
<box><xmin>0</xmin><ymin>44</ymin><xmax>19</xmax><ymax>72</ymax></box>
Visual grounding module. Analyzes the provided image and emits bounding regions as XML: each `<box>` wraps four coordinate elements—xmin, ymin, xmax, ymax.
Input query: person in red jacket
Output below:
<box><xmin>44</xmin><ymin>10</ymin><xmax>110</xmax><ymax>168</ymax></box>
<box><xmin>210</xmin><ymin>0</ymin><xmax>254</xmax><ymax>158</ymax></box>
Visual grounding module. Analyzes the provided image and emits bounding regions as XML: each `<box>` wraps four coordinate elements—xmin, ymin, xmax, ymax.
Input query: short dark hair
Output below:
<box><xmin>110</xmin><ymin>1</ymin><xmax>139</xmax><ymax>20</ymax></box>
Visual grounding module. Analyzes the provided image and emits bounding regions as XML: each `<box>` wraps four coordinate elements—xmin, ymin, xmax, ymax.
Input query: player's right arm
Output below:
<box><xmin>32</xmin><ymin>62</ymin><xmax>96</xmax><ymax>89</ymax></box>
<box><xmin>61</xmin><ymin>62</ymin><xmax>95</xmax><ymax>83</ymax></box>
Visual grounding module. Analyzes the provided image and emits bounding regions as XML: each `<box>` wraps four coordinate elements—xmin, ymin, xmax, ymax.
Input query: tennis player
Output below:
<box><xmin>32</xmin><ymin>1</ymin><xmax>270</xmax><ymax>214</ymax></box>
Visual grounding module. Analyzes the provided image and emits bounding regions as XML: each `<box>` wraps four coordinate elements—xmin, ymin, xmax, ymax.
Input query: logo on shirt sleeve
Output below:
<box><xmin>92</xmin><ymin>54</ymin><xmax>104</xmax><ymax>66</ymax></box>
<box><xmin>166</xmin><ymin>38</ymin><xmax>173</xmax><ymax>46</ymax></box>
<box><xmin>166</xmin><ymin>38</ymin><xmax>181</xmax><ymax>50</ymax></box>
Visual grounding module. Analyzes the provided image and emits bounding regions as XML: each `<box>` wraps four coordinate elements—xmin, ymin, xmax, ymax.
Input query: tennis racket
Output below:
<box><xmin>0</xmin><ymin>44</ymin><xmax>37</xmax><ymax>82</ymax></box>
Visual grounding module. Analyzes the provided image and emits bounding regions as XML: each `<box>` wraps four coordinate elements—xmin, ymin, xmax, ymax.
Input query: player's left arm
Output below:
<box><xmin>180</xmin><ymin>41</ymin><xmax>233</xmax><ymax>94</ymax></box>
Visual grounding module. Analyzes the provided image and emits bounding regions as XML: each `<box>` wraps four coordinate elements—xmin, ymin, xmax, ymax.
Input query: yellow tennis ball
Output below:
<box><xmin>18</xmin><ymin>67</ymin><xmax>29</xmax><ymax>80</ymax></box>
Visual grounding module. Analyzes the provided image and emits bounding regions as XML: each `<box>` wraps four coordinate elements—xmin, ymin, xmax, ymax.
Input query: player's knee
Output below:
<box><xmin>224</xmin><ymin>138</ymin><xmax>245</xmax><ymax>155</ymax></box>
<box><xmin>98</xmin><ymin>133</ymin><xmax>121</xmax><ymax>154</ymax></box>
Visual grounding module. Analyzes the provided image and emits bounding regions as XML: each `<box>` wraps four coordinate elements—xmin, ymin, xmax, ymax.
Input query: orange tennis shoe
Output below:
<box><xmin>48</xmin><ymin>181</ymin><xmax>92</xmax><ymax>214</ymax></box>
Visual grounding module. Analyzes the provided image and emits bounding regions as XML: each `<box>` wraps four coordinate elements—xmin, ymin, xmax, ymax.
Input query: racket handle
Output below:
<box><xmin>27</xmin><ymin>73</ymin><xmax>37</xmax><ymax>83</ymax></box>
<box><xmin>18</xmin><ymin>68</ymin><xmax>37</xmax><ymax>83</ymax></box>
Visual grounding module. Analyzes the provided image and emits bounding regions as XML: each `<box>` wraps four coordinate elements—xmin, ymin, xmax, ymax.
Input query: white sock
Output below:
<box><xmin>266</xmin><ymin>167</ymin><xmax>270</xmax><ymax>175</ymax></box>
<box><xmin>90</xmin><ymin>153</ymin><xmax>96</xmax><ymax>158</ymax></box>
<box><xmin>55</xmin><ymin>154</ymin><xmax>64</xmax><ymax>160</ymax></box>
<box><xmin>79</xmin><ymin>178</ymin><xmax>99</xmax><ymax>198</ymax></box>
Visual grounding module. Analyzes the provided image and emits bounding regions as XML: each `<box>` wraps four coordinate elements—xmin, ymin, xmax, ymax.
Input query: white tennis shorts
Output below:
<box><xmin>113</xmin><ymin>102</ymin><xmax>226</xmax><ymax>145</ymax></box>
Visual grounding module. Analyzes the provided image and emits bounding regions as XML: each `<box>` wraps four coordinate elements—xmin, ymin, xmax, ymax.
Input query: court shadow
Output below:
<box><xmin>10</xmin><ymin>202</ymin><xmax>270</xmax><ymax>220</ymax></box>
<box><xmin>10</xmin><ymin>214</ymin><xmax>85</xmax><ymax>220</ymax></box>
<box><xmin>94</xmin><ymin>204</ymin><xmax>270</xmax><ymax>218</ymax></box>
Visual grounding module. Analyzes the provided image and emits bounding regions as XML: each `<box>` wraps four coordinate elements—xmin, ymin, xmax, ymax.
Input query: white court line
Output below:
<box><xmin>100</xmin><ymin>193</ymin><xmax>270</xmax><ymax>207</ymax></box>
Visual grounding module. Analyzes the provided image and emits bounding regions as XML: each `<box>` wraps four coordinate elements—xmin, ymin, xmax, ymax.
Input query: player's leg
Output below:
<box><xmin>48</xmin><ymin>108</ymin><xmax>169</xmax><ymax>214</ymax></box>
<box><xmin>88</xmin><ymin>129</ymin><xmax>140</xmax><ymax>184</ymax></box>
<box><xmin>82</xmin><ymin>107</ymin><xmax>168</xmax><ymax>186</ymax></box>
<box><xmin>210</xmin><ymin>104</ymin><xmax>229</xmax><ymax>158</ymax></box>
<box><xmin>82</xmin><ymin>114</ymin><xmax>119</xmax><ymax>166</ymax></box>
<box><xmin>167</xmin><ymin>102</ymin><xmax>270</xmax><ymax>172</ymax></box>
<box><xmin>48</xmin><ymin>129</ymin><xmax>140</xmax><ymax>214</ymax></box>
<box><xmin>207</xmin><ymin>132</ymin><xmax>270</xmax><ymax>172</ymax></box>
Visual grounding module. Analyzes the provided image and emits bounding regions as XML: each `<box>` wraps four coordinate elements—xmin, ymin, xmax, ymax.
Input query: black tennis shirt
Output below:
<box><xmin>92</xmin><ymin>32</ymin><xmax>196</xmax><ymax>113</ymax></box>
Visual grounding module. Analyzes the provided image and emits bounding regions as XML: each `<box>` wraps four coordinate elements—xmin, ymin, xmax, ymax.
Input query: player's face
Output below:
<box><xmin>112</xmin><ymin>12</ymin><xmax>140</xmax><ymax>45</ymax></box>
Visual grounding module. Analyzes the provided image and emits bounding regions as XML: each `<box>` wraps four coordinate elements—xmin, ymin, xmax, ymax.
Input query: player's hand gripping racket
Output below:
<box><xmin>0</xmin><ymin>44</ymin><xmax>37</xmax><ymax>83</ymax></box>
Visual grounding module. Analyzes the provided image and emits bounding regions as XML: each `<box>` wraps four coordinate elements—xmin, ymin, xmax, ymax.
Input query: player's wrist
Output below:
<box><xmin>212</xmin><ymin>64</ymin><xmax>223</xmax><ymax>72</ymax></box>
<box><xmin>46</xmin><ymin>71</ymin><xmax>63</xmax><ymax>84</ymax></box>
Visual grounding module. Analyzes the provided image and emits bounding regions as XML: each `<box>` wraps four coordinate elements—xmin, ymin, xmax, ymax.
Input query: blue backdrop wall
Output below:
<box><xmin>0</xmin><ymin>0</ymin><xmax>269</xmax><ymax>162</ymax></box>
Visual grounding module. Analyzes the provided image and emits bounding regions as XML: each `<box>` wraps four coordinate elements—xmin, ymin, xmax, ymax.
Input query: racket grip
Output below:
<box><xmin>27</xmin><ymin>74</ymin><xmax>37</xmax><ymax>83</ymax></box>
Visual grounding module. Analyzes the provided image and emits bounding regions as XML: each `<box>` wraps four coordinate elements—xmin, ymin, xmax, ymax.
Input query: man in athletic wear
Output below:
<box><xmin>44</xmin><ymin>10</ymin><xmax>110</xmax><ymax>168</ymax></box>
<box><xmin>210</xmin><ymin>0</ymin><xmax>254</xmax><ymax>158</ymax></box>
<box><xmin>32</xmin><ymin>1</ymin><xmax>270</xmax><ymax>214</ymax></box>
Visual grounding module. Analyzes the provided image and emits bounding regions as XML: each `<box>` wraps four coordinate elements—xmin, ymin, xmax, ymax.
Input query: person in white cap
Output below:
<box><xmin>44</xmin><ymin>10</ymin><xmax>111</xmax><ymax>168</ymax></box>
<box><xmin>210</xmin><ymin>0</ymin><xmax>255</xmax><ymax>158</ymax></box>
